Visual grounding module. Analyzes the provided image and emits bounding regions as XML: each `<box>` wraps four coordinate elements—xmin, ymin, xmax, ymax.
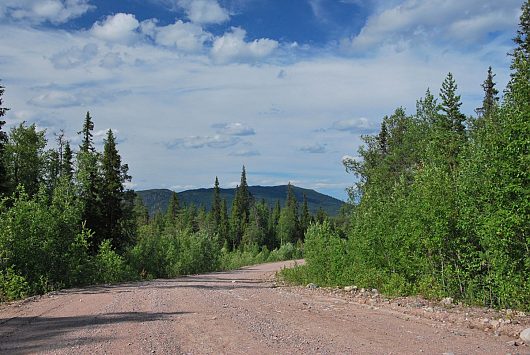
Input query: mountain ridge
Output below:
<box><xmin>136</xmin><ymin>185</ymin><xmax>345</xmax><ymax>216</ymax></box>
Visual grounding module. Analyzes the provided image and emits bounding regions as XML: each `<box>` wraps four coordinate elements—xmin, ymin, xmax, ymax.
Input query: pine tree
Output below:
<box><xmin>378</xmin><ymin>122</ymin><xmax>388</xmax><ymax>156</ymax></box>
<box><xmin>79</xmin><ymin>112</ymin><xmax>95</xmax><ymax>153</ymax></box>
<box><xmin>513</xmin><ymin>0</ymin><xmax>530</xmax><ymax>60</ymax></box>
<box><xmin>76</xmin><ymin>112</ymin><xmax>103</xmax><ymax>252</ymax></box>
<box><xmin>61</xmin><ymin>141</ymin><xmax>74</xmax><ymax>181</ymax></box>
<box><xmin>166</xmin><ymin>191</ymin><xmax>180</xmax><ymax>224</ymax></box>
<box><xmin>439</xmin><ymin>72</ymin><xmax>466</xmax><ymax>137</ymax></box>
<box><xmin>237</xmin><ymin>166</ymin><xmax>251</xmax><ymax>220</ymax></box>
<box><xmin>0</xmin><ymin>81</ymin><xmax>10</xmax><ymax>196</ymax></box>
<box><xmin>476</xmin><ymin>67</ymin><xmax>499</xmax><ymax>119</ymax></box>
<box><xmin>211</xmin><ymin>176</ymin><xmax>221</xmax><ymax>233</ymax></box>
<box><xmin>101</xmin><ymin>129</ymin><xmax>130</xmax><ymax>250</ymax></box>
<box><xmin>416</xmin><ymin>88</ymin><xmax>439</xmax><ymax>125</ymax></box>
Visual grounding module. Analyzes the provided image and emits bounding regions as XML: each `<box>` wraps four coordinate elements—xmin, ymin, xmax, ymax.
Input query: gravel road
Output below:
<box><xmin>0</xmin><ymin>260</ymin><xmax>524</xmax><ymax>354</ymax></box>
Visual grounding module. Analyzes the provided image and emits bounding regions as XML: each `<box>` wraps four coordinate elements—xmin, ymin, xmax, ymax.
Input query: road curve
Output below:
<box><xmin>0</xmin><ymin>260</ymin><xmax>517</xmax><ymax>354</ymax></box>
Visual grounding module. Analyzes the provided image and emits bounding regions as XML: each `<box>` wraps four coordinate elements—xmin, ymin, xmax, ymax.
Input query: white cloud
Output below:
<box><xmin>150</xmin><ymin>20</ymin><xmax>211</xmax><ymax>52</ymax></box>
<box><xmin>0</xmin><ymin>0</ymin><xmax>93</xmax><ymax>24</ymax></box>
<box><xmin>349</xmin><ymin>0</ymin><xmax>521</xmax><ymax>51</ymax></box>
<box><xmin>99</xmin><ymin>52</ymin><xmax>124</xmax><ymax>69</ymax></box>
<box><xmin>28</xmin><ymin>91</ymin><xmax>80</xmax><ymax>108</ymax></box>
<box><xmin>212</xmin><ymin>122</ymin><xmax>255</xmax><ymax>136</ymax></box>
<box><xmin>300</xmin><ymin>143</ymin><xmax>327</xmax><ymax>154</ymax></box>
<box><xmin>168</xmin><ymin>135</ymin><xmax>241</xmax><ymax>149</ymax></box>
<box><xmin>332</xmin><ymin>118</ymin><xmax>374</xmax><ymax>133</ymax></box>
<box><xmin>230</xmin><ymin>149</ymin><xmax>260</xmax><ymax>157</ymax></box>
<box><xmin>50</xmin><ymin>43</ymin><xmax>98</xmax><ymax>69</ymax></box>
<box><xmin>91</xmin><ymin>13</ymin><xmax>140</xmax><ymax>43</ymax></box>
<box><xmin>177</xmin><ymin>0</ymin><xmax>229</xmax><ymax>25</ymax></box>
<box><xmin>211</xmin><ymin>27</ymin><xmax>278</xmax><ymax>63</ymax></box>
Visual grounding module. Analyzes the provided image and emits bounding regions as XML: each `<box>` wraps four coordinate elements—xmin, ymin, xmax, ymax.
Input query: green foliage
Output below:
<box><xmin>291</xmin><ymin>11</ymin><xmax>530</xmax><ymax>309</ymax></box>
<box><xmin>5</xmin><ymin>123</ymin><xmax>47</xmax><ymax>196</ymax></box>
<box><xmin>0</xmin><ymin>267</ymin><xmax>30</xmax><ymax>301</ymax></box>
<box><xmin>94</xmin><ymin>240</ymin><xmax>133</xmax><ymax>284</ymax></box>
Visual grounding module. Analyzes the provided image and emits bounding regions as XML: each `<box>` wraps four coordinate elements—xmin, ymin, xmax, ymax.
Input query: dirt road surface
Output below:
<box><xmin>0</xmin><ymin>260</ymin><xmax>523</xmax><ymax>354</ymax></box>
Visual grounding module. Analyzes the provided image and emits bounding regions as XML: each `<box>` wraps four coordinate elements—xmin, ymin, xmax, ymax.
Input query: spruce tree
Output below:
<box><xmin>0</xmin><ymin>82</ymin><xmax>9</xmax><ymax>196</ymax></box>
<box><xmin>61</xmin><ymin>141</ymin><xmax>74</xmax><ymax>181</ymax></box>
<box><xmin>76</xmin><ymin>112</ymin><xmax>103</xmax><ymax>252</ymax></box>
<box><xmin>79</xmin><ymin>111</ymin><xmax>95</xmax><ymax>153</ymax></box>
<box><xmin>166</xmin><ymin>191</ymin><xmax>180</xmax><ymax>224</ymax></box>
<box><xmin>237</xmin><ymin>166</ymin><xmax>251</xmax><ymax>220</ymax></box>
<box><xmin>477</xmin><ymin>67</ymin><xmax>499</xmax><ymax>118</ymax></box>
<box><xmin>416</xmin><ymin>88</ymin><xmax>439</xmax><ymax>125</ymax></box>
<box><xmin>378</xmin><ymin>122</ymin><xmax>388</xmax><ymax>156</ymax></box>
<box><xmin>211</xmin><ymin>176</ymin><xmax>221</xmax><ymax>232</ymax></box>
<box><xmin>513</xmin><ymin>0</ymin><xmax>530</xmax><ymax>60</ymax></box>
<box><xmin>101</xmin><ymin>129</ymin><xmax>130</xmax><ymax>250</ymax></box>
<box><xmin>439</xmin><ymin>72</ymin><xmax>466</xmax><ymax>137</ymax></box>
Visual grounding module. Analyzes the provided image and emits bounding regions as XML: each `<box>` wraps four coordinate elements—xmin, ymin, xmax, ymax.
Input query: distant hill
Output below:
<box><xmin>136</xmin><ymin>185</ymin><xmax>345</xmax><ymax>216</ymax></box>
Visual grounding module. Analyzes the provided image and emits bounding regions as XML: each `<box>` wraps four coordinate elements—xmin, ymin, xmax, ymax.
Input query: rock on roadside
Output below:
<box><xmin>520</xmin><ymin>328</ymin><xmax>530</xmax><ymax>343</ymax></box>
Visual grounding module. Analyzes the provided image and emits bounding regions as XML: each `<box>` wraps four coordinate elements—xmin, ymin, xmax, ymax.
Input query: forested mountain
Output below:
<box><xmin>136</xmin><ymin>185</ymin><xmax>344</xmax><ymax>216</ymax></box>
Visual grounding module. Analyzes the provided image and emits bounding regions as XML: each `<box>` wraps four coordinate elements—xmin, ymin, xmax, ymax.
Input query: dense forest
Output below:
<box><xmin>283</xmin><ymin>1</ymin><xmax>530</xmax><ymax>310</ymax></box>
<box><xmin>0</xmin><ymin>104</ymin><xmax>323</xmax><ymax>300</ymax></box>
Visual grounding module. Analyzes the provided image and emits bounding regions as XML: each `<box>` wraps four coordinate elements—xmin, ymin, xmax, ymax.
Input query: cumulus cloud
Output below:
<box><xmin>0</xmin><ymin>0</ymin><xmax>94</xmax><ymax>24</ymax></box>
<box><xmin>91</xmin><ymin>13</ymin><xmax>140</xmax><ymax>43</ymax></box>
<box><xmin>146</xmin><ymin>19</ymin><xmax>211</xmax><ymax>52</ymax></box>
<box><xmin>212</xmin><ymin>122</ymin><xmax>255</xmax><ymax>136</ymax></box>
<box><xmin>177</xmin><ymin>0</ymin><xmax>229</xmax><ymax>25</ymax></box>
<box><xmin>300</xmin><ymin>143</ymin><xmax>327</xmax><ymax>154</ymax></box>
<box><xmin>332</xmin><ymin>117</ymin><xmax>374</xmax><ymax>133</ymax></box>
<box><xmin>349</xmin><ymin>0</ymin><xmax>521</xmax><ymax>51</ymax></box>
<box><xmin>50</xmin><ymin>43</ymin><xmax>98</xmax><ymax>69</ymax></box>
<box><xmin>167</xmin><ymin>135</ymin><xmax>241</xmax><ymax>149</ymax></box>
<box><xmin>211</xmin><ymin>27</ymin><xmax>278</xmax><ymax>63</ymax></box>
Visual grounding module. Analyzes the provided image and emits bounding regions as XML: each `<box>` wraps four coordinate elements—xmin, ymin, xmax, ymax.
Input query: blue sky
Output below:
<box><xmin>0</xmin><ymin>0</ymin><xmax>523</xmax><ymax>200</ymax></box>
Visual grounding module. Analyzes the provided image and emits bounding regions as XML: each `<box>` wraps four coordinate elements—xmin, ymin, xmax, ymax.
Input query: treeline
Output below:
<box><xmin>284</xmin><ymin>1</ymin><xmax>529</xmax><ymax>310</ymax></box>
<box><xmin>0</xmin><ymin>101</ymin><xmax>308</xmax><ymax>300</ymax></box>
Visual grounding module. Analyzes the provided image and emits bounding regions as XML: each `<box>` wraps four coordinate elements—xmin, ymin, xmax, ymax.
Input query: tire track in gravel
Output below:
<box><xmin>0</xmin><ymin>260</ymin><xmax>523</xmax><ymax>354</ymax></box>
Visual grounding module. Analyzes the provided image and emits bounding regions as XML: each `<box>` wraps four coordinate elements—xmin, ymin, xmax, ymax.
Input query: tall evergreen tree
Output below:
<box><xmin>416</xmin><ymin>88</ymin><xmax>439</xmax><ymax>125</ymax></box>
<box><xmin>439</xmin><ymin>72</ymin><xmax>466</xmax><ymax>137</ymax></box>
<box><xmin>166</xmin><ymin>191</ymin><xmax>180</xmax><ymax>224</ymax></box>
<box><xmin>79</xmin><ymin>111</ymin><xmax>95</xmax><ymax>153</ymax></box>
<box><xmin>101</xmin><ymin>129</ymin><xmax>130</xmax><ymax>250</ymax></box>
<box><xmin>0</xmin><ymin>82</ymin><xmax>9</xmax><ymax>196</ymax></box>
<box><xmin>61</xmin><ymin>141</ymin><xmax>74</xmax><ymax>181</ymax></box>
<box><xmin>476</xmin><ymin>66</ymin><xmax>499</xmax><ymax>119</ymax></box>
<box><xmin>513</xmin><ymin>0</ymin><xmax>530</xmax><ymax>60</ymax></box>
<box><xmin>211</xmin><ymin>176</ymin><xmax>221</xmax><ymax>232</ymax></box>
<box><xmin>76</xmin><ymin>112</ymin><xmax>102</xmax><ymax>252</ymax></box>
<box><xmin>378</xmin><ymin>122</ymin><xmax>388</xmax><ymax>156</ymax></box>
<box><xmin>237</xmin><ymin>166</ymin><xmax>251</xmax><ymax>220</ymax></box>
